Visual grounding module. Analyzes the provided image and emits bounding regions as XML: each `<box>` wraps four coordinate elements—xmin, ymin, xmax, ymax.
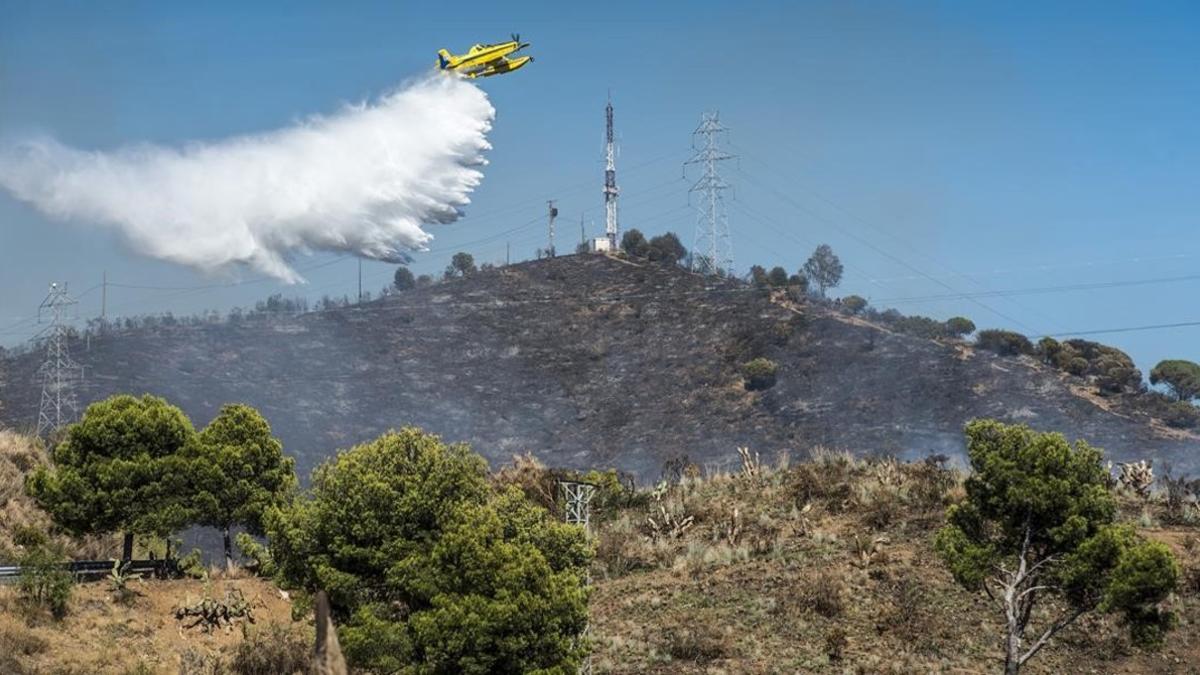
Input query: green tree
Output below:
<box><xmin>841</xmin><ymin>295</ymin><xmax>868</xmax><ymax>315</ymax></box>
<box><xmin>749</xmin><ymin>265</ymin><xmax>769</xmax><ymax>289</ymax></box>
<box><xmin>189</xmin><ymin>404</ymin><xmax>297</xmax><ymax>570</ymax></box>
<box><xmin>445</xmin><ymin>252</ymin><xmax>477</xmax><ymax>279</ymax></box>
<box><xmin>936</xmin><ymin>420</ymin><xmax>1178</xmax><ymax>674</ymax></box>
<box><xmin>620</xmin><ymin>229</ymin><xmax>649</xmax><ymax>257</ymax></box>
<box><xmin>803</xmin><ymin>244</ymin><xmax>843</xmax><ymax>297</ymax></box>
<box><xmin>1037</xmin><ymin>337</ymin><xmax>1062</xmax><ymax>365</ymax></box>
<box><xmin>26</xmin><ymin>394</ymin><xmax>196</xmax><ymax>560</ymax></box>
<box><xmin>944</xmin><ymin>316</ymin><xmax>976</xmax><ymax>338</ymax></box>
<box><xmin>1149</xmin><ymin>359</ymin><xmax>1200</xmax><ymax>402</ymax></box>
<box><xmin>647</xmin><ymin>232</ymin><xmax>687</xmax><ymax>264</ymax></box>
<box><xmin>267</xmin><ymin>428</ymin><xmax>590</xmax><ymax>674</ymax></box>
<box><xmin>394</xmin><ymin>267</ymin><xmax>416</xmax><ymax>291</ymax></box>
<box><xmin>766</xmin><ymin>266</ymin><xmax>789</xmax><ymax>288</ymax></box>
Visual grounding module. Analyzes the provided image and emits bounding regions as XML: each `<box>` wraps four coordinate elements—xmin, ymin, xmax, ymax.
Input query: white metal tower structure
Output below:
<box><xmin>603</xmin><ymin>96</ymin><xmax>619</xmax><ymax>249</ymax></box>
<box><xmin>558</xmin><ymin>479</ymin><xmax>596</xmax><ymax>675</ymax></box>
<box><xmin>36</xmin><ymin>282</ymin><xmax>82</xmax><ymax>437</ymax></box>
<box><xmin>684</xmin><ymin>111</ymin><xmax>736</xmax><ymax>275</ymax></box>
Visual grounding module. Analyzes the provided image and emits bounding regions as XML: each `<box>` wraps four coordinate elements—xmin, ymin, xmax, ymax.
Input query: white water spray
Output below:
<box><xmin>0</xmin><ymin>74</ymin><xmax>494</xmax><ymax>282</ymax></box>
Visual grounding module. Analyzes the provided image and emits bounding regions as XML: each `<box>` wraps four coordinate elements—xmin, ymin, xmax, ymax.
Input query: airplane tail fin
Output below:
<box><xmin>437</xmin><ymin>49</ymin><xmax>453</xmax><ymax>69</ymax></box>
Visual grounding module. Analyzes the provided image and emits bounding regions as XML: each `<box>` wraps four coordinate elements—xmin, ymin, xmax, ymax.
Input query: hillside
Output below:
<box><xmin>583</xmin><ymin>449</ymin><xmax>1200</xmax><ymax>674</ymax></box>
<box><xmin>1</xmin><ymin>254</ymin><xmax>1197</xmax><ymax>484</ymax></box>
<box><xmin>3</xmin><ymin>439</ymin><xmax>1200</xmax><ymax>674</ymax></box>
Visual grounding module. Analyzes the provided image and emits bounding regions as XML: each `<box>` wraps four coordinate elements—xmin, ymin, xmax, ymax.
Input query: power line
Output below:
<box><xmin>877</xmin><ymin>273</ymin><xmax>1200</xmax><ymax>305</ymax></box>
<box><xmin>729</xmin><ymin>145</ymin><xmax>1066</xmax><ymax>334</ymax></box>
<box><xmin>1040</xmin><ymin>321</ymin><xmax>1200</xmax><ymax>339</ymax></box>
<box><xmin>731</xmin><ymin>164</ymin><xmax>1043</xmax><ymax>335</ymax></box>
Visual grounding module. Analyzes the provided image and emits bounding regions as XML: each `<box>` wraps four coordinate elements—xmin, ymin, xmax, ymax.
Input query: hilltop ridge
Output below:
<box><xmin>0</xmin><ymin>254</ymin><xmax>1195</xmax><ymax>481</ymax></box>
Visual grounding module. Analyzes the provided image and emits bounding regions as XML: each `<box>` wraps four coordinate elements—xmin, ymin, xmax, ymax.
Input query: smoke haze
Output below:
<box><xmin>0</xmin><ymin>74</ymin><xmax>494</xmax><ymax>282</ymax></box>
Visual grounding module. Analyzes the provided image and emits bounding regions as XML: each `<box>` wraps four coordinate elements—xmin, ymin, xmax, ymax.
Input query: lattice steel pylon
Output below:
<box><xmin>559</xmin><ymin>480</ymin><xmax>597</xmax><ymax>532</ymax></box>
<box><xmin>35</xmin><ymin>282</ymin><xmax>82</xmax><ymax>437</ymax></box>
<box><xmin>684</xmin><ymin>111</ymin><xmax>736</xmax><ymax>276</ymax></box>
<box><xmin>558</xmin><ymin>479</ymin><xmax>597</xmax><ymax>675</ymax></box>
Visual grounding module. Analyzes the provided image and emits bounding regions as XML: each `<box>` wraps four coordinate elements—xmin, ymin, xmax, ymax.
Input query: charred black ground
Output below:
<box><xmin>1</xmin><ymin>254</ymin><xmax>1195</xmax><ymax>483</ymax></box>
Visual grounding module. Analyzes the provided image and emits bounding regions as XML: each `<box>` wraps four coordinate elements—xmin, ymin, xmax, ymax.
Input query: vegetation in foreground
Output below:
<box><xmin>4</xmin><ymin>398</ymin><xmax>1200</xmax><ymax>673</ymax></box>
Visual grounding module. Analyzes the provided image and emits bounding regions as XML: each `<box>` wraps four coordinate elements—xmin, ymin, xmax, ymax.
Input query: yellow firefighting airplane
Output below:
<box><xmin>437</xmin><ymin>34</ymin><xmax>533</xmax><ymax>78</ymax></box>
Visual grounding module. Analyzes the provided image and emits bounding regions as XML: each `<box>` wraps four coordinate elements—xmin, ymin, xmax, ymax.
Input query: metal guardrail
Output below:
<box><xmin>0</xmin><ymin>558</ymin><xmax>174</xmax><ymax>584</ymax></box>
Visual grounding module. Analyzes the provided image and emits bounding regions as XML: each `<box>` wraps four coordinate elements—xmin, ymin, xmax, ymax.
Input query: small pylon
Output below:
<box><xmin>35</xmin><ymin>282</ymin><xmax>83</xmax><ymax>437</ymax></box>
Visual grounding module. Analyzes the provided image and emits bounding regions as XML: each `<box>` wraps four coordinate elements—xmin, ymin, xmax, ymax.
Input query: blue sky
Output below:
<box><xmin>1</xmin><ymin>1</ymin><xmax>1199</xmax><ymax>375</ymax></box>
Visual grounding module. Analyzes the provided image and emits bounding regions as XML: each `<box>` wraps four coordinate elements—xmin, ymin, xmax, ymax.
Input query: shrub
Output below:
<box><xmin>1066</xmin><ymin>357</ymin><xmax>1089</xmax><ymax>376</ymax></box>
<box><xmin>893</xmin><ymin>315</ymin><xmax>948</xmax><ymax>340</ymax></box>
<box><xmin>13</xmin><ymin>527</ymin><xmax>72</xmax><ymax>620</ymax></box>
<box><xmin>229</xmin><ymin>623</ymin><xmax>311</xmax><ymax>675</ymax></box>
<box><xmin>877</xmin><ymin>308</ymin><xmax>902</xmax><ymax>324</ymax></box>
<box><xmin>860</xmin><ymin>485</ymin><xmax>902</xmax><ymax>530</ymax></box>
<box><xmin>878</xmin><ymin>571</ymin><xmax>928</xmax><ymax>640</ymax></box>
<box><xmin>841</xmin><ymin>295</ymin><xmax>868</xmax><ymax>315</ymax></box>
<box><xmin>620</xmin><ymin>229</ymin><xmax>649</xmax><ymax>257</ymax></box>
<box><xmin>799</xmin><ymin>571</ymin><xmax>845</xmax><ymax>618</ymax></box>
<box><xmin>944</xmin><ymin>316</ymin><xmax>976</xmax><ymax>338</ymax></box>
<box><xmin>767</xmin><ymin>266</ymin><xmax>789</xmax><ymax>288</ymax></box>
<box><xmin>824</xmin><ymin>626</ymin><xmax>848</xmax><ymax>662</ymax></box>
<box><xmin>593</xmin><ymin>515</ymin><xmax>652</xmax><ymax>577</ymax></box>
<box><xmin>235</xmin><ymin>532</ymin><xmax>277</xmax><ymax>577</ymax></box>
<box><xmin>647</xmin><ymin>232</ymin><xmax>687</xmax><ymax>264</ymax></box>
<box><xmin>1037</xmin><ymin>337</ymin><xmax>1061</xmax><ymax>364</ymax></box>
<box><xmin>1163</xmin><ymin>401</ymin><xmax>1200</xmax><ymax>429</ymax></box>
<box><xmin>749</xmin><ymin>265</ymin><xmax>769</xmax><ymax>289</ymax></box>
<box><xmin>974</xmin><ymin>329</ymin><xmax>1034</xmax><ymax>356</ymax></box>
<box><xmin>661</xmin><ymin>623</ymin><xmax>731</xmax><ymax>663</ymax></box>
<box><xmin>741</xmin><ymin>357</ymin><xmax>779</xmax><ymax>391</ymax></box>
<box><xmin>909</xmin><ymin>454</ymin><xmax>954</xmax><ymax>511</ymax></box>
<box><xmin>1051</xmin><ymin>340</ymin><xmax>1143</xmax><ymax>394</ymax></box>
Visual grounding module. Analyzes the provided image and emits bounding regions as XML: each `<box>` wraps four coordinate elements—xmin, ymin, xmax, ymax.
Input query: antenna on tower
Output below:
<box><xmin>603</xmin><ymin>94</ymin><xmax>619</xmax><ymax>249</ymax></box>
<box><xmin>35</xmin><ymin>282</ymin><xmax>83</xmax><ymax>437</ymax></box>
<box><xmin>684</xmin><ymin>111</ymin><xmax>736</xmax><ymax>276</ymax></box>
<box><xmin>546</xmin><ymin>200</ymin><xmax>558</xmax><ymax>258</ymax></box>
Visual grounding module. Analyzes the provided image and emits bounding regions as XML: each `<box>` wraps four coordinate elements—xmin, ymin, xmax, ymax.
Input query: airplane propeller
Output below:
<box><xmin>511</xmin><ymin>33</ymin><xmax>521</xmax><ymax>44</ymax></box>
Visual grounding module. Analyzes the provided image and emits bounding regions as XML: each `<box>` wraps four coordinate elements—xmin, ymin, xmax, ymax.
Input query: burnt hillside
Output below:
<box><xmin>1</xmin><ymin>254</ymin><xmax>1196</xmax><ymax>481</ymax></box>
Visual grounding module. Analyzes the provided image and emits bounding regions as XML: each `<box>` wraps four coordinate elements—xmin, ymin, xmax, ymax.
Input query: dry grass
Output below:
<box><xmin>0</xmin><ymin>576</ymin><xmax>303</xmax><ymax>674</ymax></box>
<box><xmin>0</xmin><ymin>430</ymin><xmax>119</xmax><ymax>560</ymax></box>
<box><xmin>587</xmin><ymin>448</ymin><xmax>1200</xmax><ymax>673</ymax></box>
